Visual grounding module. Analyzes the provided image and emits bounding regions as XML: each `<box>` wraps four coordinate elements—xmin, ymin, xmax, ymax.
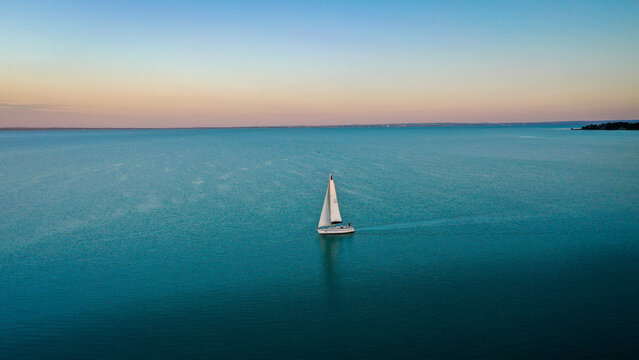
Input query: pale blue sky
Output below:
<box><xmin>1</xmin><ymin>0</ymin><xmax>638</xmax><ymax>126</ymax></box>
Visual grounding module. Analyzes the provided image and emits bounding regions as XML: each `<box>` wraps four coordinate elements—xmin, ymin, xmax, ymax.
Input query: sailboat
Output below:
<box><xmin>317</xmin><ymin>174</ymin><xmax>354</xmax><ymax>234</ymax></box>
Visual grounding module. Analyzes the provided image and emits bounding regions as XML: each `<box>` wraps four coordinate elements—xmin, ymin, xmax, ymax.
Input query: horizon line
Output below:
<box><xmin>2</xmin><ymin>119</ymin><xmax>638</xmax><ymax>131</ymax></box>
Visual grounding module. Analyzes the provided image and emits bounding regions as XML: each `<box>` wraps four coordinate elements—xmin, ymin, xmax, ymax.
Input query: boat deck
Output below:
<box><xmin>317</xmin><ymin>226</ymin><xmax>354</xmax><ymax>235</ymax></box>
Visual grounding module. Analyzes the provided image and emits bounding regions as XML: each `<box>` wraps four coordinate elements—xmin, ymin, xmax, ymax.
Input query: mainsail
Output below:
<box><xmin>328</xmin><ymin>175</ymin><xmax>342</xmax><ymax>224</ymax></box>
<box><xmin>318</xmin><ymin>174</ymin><xmax>342</xmax><ymax>228</ymax></box>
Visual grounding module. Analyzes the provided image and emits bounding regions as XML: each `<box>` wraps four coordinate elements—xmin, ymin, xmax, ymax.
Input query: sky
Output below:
<box><xmin>1</xmin><ymin>0</ymin><xmax>638</xmax><ymax>127</ymax></box>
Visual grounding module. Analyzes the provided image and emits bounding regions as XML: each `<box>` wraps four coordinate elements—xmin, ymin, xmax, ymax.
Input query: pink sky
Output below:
<box><xmin>2</xmin><ymin>1</ymin><xmax>638</xmax><ymax>127</ymax></box>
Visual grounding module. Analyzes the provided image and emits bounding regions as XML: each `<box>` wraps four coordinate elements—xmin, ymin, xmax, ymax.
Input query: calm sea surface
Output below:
<box><xmin>1</xmin><ymin>126</ymin><xmax>638</xmax><ymax>359</ymax></box>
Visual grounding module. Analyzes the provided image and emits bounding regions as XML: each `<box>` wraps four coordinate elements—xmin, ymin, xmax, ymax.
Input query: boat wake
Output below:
<box><xmin>356</xmin><ymin>214</ymin><xmax>534</xmax><ymax>232</ymax></box>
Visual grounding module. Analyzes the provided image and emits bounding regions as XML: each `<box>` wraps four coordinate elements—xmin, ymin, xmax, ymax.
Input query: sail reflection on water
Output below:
<box><xmin>319</xmin><ymin>236</ymin><xmax>341</xmax><ymax>305</ymax></box>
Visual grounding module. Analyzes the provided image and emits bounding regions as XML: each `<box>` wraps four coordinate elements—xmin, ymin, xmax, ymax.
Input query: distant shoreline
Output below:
<box><xmin>571</xmin><ymin>121</ymin><xmax>639</xmax><ymax>131</ymax></box>
<box><xmin>1</xmin><ymin>120</ymin><xmax>638</xmax><ymax>131</ymax></box>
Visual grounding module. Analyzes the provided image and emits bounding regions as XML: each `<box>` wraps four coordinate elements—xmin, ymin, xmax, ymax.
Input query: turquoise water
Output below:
<box><xmin>1</xmin><ymin>126</ymin><xmax>638</xmax><ymax>359</ymax></box>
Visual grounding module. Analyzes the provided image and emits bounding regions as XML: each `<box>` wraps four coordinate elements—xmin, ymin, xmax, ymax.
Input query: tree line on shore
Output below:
<box><xmin>579</xmin><ymin>122</ymin><xmax>639</xmax><ymax>130</ymax></box>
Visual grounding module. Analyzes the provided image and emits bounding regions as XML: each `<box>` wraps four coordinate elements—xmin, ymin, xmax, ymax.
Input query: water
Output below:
<box><xmin>1</xmin><ymin>126</ymin><xmax>638</xmax><ymax>359</ymax></box>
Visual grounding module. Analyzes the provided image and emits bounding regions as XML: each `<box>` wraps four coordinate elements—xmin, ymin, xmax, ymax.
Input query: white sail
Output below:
<box><xmin>317</xmin><ymin>174</ymin><xmax>354</xmax><ymax>234</ymax></box>
<box><xmin>328</xmin><ymin>175</ymin><xmax>342</xmax><ymax>224</ymax></box>
<box><xmin>318</xmin><ymin>185</ymin><xmax>331</xmax><ymax>228</ymax></box>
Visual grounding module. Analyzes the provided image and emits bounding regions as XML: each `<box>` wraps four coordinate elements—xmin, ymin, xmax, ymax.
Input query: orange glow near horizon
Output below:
<box><xmin>2</xmin><ymin>1</ymin><xmax>638</xmax><ymax>127</ymax></box>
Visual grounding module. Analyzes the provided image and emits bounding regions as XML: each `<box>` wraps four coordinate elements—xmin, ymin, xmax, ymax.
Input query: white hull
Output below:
<box><xmin>317</xmin><ymin>226</ymin><xmax>354</xmax><ymax>235</ymax></box>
